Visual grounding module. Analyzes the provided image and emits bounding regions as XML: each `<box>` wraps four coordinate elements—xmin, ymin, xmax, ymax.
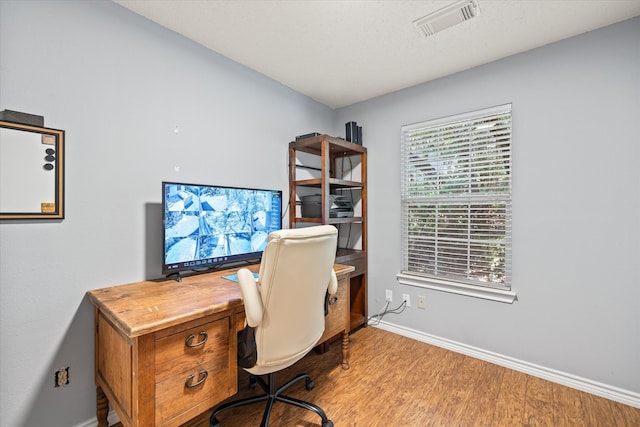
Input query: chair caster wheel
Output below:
<box><xmin>209</xmin><ymin>416</ymin><xmax>221</xmax><ymax>427</ymax></box>
<box><xmin>305</xmin><ymin>377</ymin><xmax>315</xmax><ymax>390</ymax></box>
<box><xmin>322</xmin><ymin>420</ymin><xmax>333</xmax><ymax>427</ymax></box>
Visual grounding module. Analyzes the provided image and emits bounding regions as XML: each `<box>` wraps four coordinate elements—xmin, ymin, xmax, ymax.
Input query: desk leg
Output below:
<box><xmin>341</xmin><ymin>331</ymin><xmax>350</xmax><ymax>370</ymax></box>
<box><xmin>96</xmin><ymin>386</ymin><xmax>109</xmax><ymax>427</ymax></box>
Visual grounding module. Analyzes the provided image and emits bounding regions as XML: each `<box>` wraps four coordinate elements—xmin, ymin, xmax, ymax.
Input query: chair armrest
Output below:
<box><xmin>327</xmin><ymin>269</ymin><xmax>338</xmax><ymax>296</ymax></box>
<box><xmin>237</xmin><ymin>268</ymin><xmax>263</xmax><ymax>327</ymax></box>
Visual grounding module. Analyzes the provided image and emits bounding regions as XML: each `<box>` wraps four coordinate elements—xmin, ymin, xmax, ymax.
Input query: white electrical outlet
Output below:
<box><xmin>417</xmin><ymin>295</ymin><xmax>426</xmax><ymax>309</ymax></box>
<box><xmin>385</xmin><ymin>289</ymin><xmax>392</xmax><ymax>302</ymax></box>
<box><xmin>402</xmin><ymin>294</ymin><xmax>411</xmax><ymax>307</ymax></box>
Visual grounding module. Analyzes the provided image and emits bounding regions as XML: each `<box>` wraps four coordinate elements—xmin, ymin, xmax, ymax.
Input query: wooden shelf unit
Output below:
<box><xmin>289</xmin><ymin>134</ymin><xmax>368</xmax><ymax>331</ymax></box>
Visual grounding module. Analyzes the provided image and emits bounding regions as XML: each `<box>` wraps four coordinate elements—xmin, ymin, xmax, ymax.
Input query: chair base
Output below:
<box><xmin>209</xmin><ymin>372</ymin><xmax>333</xmax><ymax>427</ymax></box>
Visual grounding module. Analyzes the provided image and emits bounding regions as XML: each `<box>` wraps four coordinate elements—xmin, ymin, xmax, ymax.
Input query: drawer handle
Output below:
<box><xmin>328</xmin><ymin>295</ymin><xmax>338</xmax><ymax>305</ymax></box>
<box><xmin>185</xmin><ymin>331</ymin><xmax>208</xmax><ymax>348</ymax></box>
<box><xmin>185</xmin><ymin>370</ymin><xmax>208</xmax><ymax>388</ymax></box>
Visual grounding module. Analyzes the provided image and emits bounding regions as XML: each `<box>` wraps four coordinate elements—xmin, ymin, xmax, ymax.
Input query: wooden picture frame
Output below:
<box><xmin>0</xmin><ymin>120</ymin><xmax>65</xmax><ymax>219</ymax></box>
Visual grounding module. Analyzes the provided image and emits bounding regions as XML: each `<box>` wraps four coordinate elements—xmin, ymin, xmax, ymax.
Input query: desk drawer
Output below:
<box><xmin>155</xmin><ymin>316</ymin><xmax>231</xmax><ymax>381</ymax></box>
<box><xmin>154</xmin><ymin>314</ymin><xmax>237</xmax><ymax>426</ymax></box>
<box><xmin>155</xmin><ymin>353</ymin><xmax>235</xmax><ymax>426</ymax></box>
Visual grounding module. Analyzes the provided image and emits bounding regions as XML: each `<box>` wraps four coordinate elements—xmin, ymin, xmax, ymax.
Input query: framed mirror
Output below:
<box><xmin>0</xmin><ymin>120</ymin><xmax>65</xmax><ymax>219</ymax></box>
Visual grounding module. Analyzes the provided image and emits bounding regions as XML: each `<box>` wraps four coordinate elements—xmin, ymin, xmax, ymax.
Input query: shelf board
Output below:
<box><xmin>294</xmin><ymin>178</ymin><xmax>364</xmax><ymax>189</ymax></box>
<box><xmin>291</xmin><ymin>217</ymin><xmax>323</xmax><ymax>224</ymax></box>
<box><xmin>293</xmin><ymin>217</ymin><xmax>363</xmax><ymax>225</ymax></box>
<box><xmin>335</xmin><ymin>248</ymin><xmax>366</xmax><ymax>259</ymax></box>
<box><xmin>290</xmin><ymin>135</ymin><xmax>366</xmax><ymax>157</ymax></box>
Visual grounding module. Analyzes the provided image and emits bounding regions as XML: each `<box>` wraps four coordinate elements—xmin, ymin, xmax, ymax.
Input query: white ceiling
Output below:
<box><xmin>114</xmin><ymin>0</ymin><xmax>640</xmax><ymax>109</ymax></box>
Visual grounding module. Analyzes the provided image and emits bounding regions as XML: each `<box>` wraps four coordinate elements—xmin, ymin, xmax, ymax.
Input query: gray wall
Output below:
<box><xmin>0</xmin><ymin>1</ymin><xmax>334</xmax><ymax>426</ymax></box>
<box><xmin>1</xmin><ymin>1</ymin><xmax>638</xmax><ymax>425</ymax></box>
<box><xmin>335</xmin><ymin>17</ymin><xmax>639</xmax><ymax>396</ymax></box>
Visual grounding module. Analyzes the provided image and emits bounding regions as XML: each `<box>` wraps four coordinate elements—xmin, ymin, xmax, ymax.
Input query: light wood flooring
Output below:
<box><xmin>117</xmin><ymin>326</ymin><xmax>640</xmax><ymax>426</ymax></box>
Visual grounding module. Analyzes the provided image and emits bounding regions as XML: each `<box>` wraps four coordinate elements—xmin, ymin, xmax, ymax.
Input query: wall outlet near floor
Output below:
<box><xmin>417</xmin><ymin>295</ymin><xmax>426</xmax><ymax>309</ymax></box>
<box><xmin>385</xmin><ymin>289</ymin><xmax>393</xmax><ymax>302</ymax></box>
<box><xmin>402</xmin><ymin>293</ymin><xmax>411</xmax><ymax>307</ymax></box>
<box><xmin>55</xmin><ymin>367</ymin><xmax>69</xmax><ymax>387</ymax></box>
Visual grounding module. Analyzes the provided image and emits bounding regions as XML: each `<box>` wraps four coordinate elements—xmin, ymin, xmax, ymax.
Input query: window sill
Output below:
<box><xmin>396</xmin><ymin>273</ymin><xmax>517</xmax><ymax>304</ymax></box>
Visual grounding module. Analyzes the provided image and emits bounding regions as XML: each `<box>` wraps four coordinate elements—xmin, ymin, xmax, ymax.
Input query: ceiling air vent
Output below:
<box><xmin>413</xmin><ymin>0</ymin><xmax>480</xmax><ymax>38</ymax></box>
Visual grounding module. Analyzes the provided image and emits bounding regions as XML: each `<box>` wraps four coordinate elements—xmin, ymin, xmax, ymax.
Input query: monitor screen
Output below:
<box><xmin>162</xmin><ymin>181</ymin><xmax>282</xmax><ymax>276</ymax></box>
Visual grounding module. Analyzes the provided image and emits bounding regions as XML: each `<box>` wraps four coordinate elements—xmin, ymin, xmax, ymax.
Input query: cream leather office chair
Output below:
<box><xmin>210</xmin><ymin>225</ymin><xmax>338</xmax><ymax>427</ymax></box>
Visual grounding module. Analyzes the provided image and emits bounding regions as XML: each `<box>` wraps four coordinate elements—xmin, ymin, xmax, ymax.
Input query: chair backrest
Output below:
<box><xmin>251</xmin><ymin>225</ymin><xmax>337</xmax><ymax>373</ymax></box>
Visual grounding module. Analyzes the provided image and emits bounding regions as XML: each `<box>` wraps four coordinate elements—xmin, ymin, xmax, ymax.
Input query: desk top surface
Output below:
<box><xmin>87</xmin><ymin>264</ymin><xmax>354</xmax><ymax>338</ymax></box>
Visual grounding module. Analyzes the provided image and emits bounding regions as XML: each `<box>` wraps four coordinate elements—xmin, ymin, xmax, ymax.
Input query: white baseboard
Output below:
<box><xmin>372</xmin><ymin>320</ymin><xmax>640</xmax><ymax>409</ymax></box>
<box><xmin>75</xmin><ymin>409</ymin><xmax>119</xmax><ymax>427</ymax></box>
<box><xmin>107</xmin><ymin>409</ymin><xmax>120</xmax><ymax>426</ymax></box>
<box><xmin>73</xmin><ymin>418</ymin><xmax>96</xmax><ymax>427</ymax></box>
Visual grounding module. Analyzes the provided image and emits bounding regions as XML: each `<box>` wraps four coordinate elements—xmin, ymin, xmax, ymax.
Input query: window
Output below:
<box><xmin>397</xmin><ymin>104</ymin><xmax>516</xmax><ymax>303</ymax></box>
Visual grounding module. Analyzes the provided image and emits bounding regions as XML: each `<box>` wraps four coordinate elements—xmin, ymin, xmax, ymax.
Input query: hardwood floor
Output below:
<box><xmin>116</xmin><ymin>326</ymin><xmax>640</xmax><ymax>426</ymax></box>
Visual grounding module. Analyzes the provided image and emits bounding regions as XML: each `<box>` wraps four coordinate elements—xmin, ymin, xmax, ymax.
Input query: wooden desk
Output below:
<box><xmin>87</xmin><ymin>264</ymin><xmax>354</xmax><ymax>427</ymax></box>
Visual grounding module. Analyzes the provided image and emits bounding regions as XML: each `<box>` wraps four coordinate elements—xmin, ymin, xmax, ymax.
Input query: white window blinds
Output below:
<box><xmin>400</xmin><ymin>104</ymin><xmax>512</xmax><ymax>289</ymax></box>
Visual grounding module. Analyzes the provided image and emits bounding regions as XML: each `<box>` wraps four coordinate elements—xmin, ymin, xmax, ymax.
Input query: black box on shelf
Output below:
<box><xmin>0</xmin><ymin>110</ymin><xmax>44</xmax><ymax>127</ymax></box>
<box><xmin>345</xmin><ymin>121</ymin><xmax>362</xmax><ymax>145</ymax></box>
<box><xmin>301</xmin><ymin>194</ymin><xmax>354</xmax><ymax>218</ymax></box>
<box><xmin>345</xmin><ymin>122</ymin><xmax>357</xmax><ymax>143</ymax></box>
<box><xmin>295</xmin><ymin>132</ymin><xmax>321</xmax><ymax>141</ymax></box>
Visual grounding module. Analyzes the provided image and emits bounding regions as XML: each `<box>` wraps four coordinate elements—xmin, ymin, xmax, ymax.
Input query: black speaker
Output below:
<box><xmin>346</xmin><ymin>121</ymin><xmax>357</xmax><ymax>143</ymax></box>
